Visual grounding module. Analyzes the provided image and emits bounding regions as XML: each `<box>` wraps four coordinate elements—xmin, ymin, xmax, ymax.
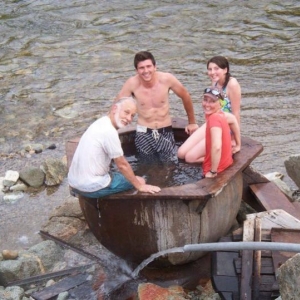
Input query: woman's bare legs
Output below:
<box><xmin>177</xmin><ymin>123</ymin><xmax>206</xmax><ymax>163</ymax></box>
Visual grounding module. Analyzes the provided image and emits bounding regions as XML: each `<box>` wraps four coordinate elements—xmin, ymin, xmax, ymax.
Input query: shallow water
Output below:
<box><xmin>1</xmin><ymin>0</ymin><xmax>300</xmax><ymax>250</ymax></box>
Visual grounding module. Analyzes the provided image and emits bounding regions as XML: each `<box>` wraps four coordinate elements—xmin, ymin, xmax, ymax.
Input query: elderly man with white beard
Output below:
<box><xmin>68</xmin><ymin>97</ymin><xmax>161</xmax><ymax>198</ymax></box>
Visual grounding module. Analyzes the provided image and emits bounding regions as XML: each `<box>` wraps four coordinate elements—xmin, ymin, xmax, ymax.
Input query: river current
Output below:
<box><xmin>1</xmin><ymin>0</ymin><xmax>300</xmax><ymax>248</ymax></box>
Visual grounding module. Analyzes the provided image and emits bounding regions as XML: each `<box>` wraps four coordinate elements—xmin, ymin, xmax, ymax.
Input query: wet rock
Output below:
<box><xmin>2</xmin><ymin>250</ymin><xmax>18</xmax><ymax>260</ymax></box>
<box><xmin>276</xmin><ymin>253</ymin><xmax>300</xmax><ymax>299</ymax></box>
<box><xmin>9</xmin><ymin>183</ymin><xmax>28</xmax><ymax>192</ymax></box>
<box><xmin>0</xmin><ymin>240</ymin><xmax>63</xmax><ymax>285</ymax></box>
<box><xmin>19</xmin><ymin>167</ymin><xmax>45</xmax><ymax>188</ymax></box>
<box><xmin>138</xmin><ymin>283</ymin><xmax>188</xmax><ymax>300</ymax></box>
<box><xmin>3</xmin><ymin>170</ymin><xmax>19</xmax><ymax>187</ymax></box>
<box><xmin>57</xmin><ymin>291</ymin><xmax>69</xmax><ymax>300</ymax></box>
<box><xmin>194</xmin><ymin>280</ymin><xmax>221</xmax><ymax>300</ymax></box>
<box><xmin>45</xmin><ymin>279</ymin><xmax>55</xmax><ymax>287</ymax></box>
<box><xmin>27</xmin><ymin>240</ymin><xmax>64</xmax><ymax>271</ymax></box>
<box><xmin>284</xmin><ymin>155</ymin><xmax>300</xmax><ymax>189</ymax></box>
<box><xmin>0</xmin><ymin>286</ymin><xmax>25</xmax><ymax>300</ymax></box>
<box><xmin>292</xmin><ymin>190</ymin><xmax>300</xmax><ymax>202</ymax></box>
<box><xmin>23</xmin><ymin>143</ymin><xmax>44</xmax><ymax>153</ymax></box>
<box><xmin>0</xmin><ymin>256</ymin><xmax>41</xmax><ymax>285</ymax></box>
<box><xmin>40</xmin><ymin>158</ymin><xmax>67</xmax><ymax>186</ymax></box>
<box><xmin>46</xmin><ymin>143</ymin><xmax>56</xmax><ymax>150</ymax></box>
<box><xmin>263</xmin><ymin>172</ymin><xmax>284</xmax><ymax>181</ymax></box>
<box><xmin>54</xmin><ymin>106</ymin><xmax>79</xmax><ymax>119</ymax></box>
<box><xmin>42</xmin><ymin>197</ymin><xmax>86</xmax><ymax>242</ymax></box>
<box><xmin>3</xmin><ymin>192</ymin><xmax>24</xmax><ymax>203</ymax></box>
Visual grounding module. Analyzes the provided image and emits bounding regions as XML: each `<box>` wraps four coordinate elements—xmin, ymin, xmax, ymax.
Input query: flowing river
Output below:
<box><xmin>1</xmin><ymin>0</ymin><xmax>300</xmax><ymax>249</ymax></box>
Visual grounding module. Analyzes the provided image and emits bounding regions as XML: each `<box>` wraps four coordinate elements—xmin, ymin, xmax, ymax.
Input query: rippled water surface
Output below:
<box><xmin>1</xmin><ymin>0</ymin><xmax>300</xmax><ymax>248</ymax></box>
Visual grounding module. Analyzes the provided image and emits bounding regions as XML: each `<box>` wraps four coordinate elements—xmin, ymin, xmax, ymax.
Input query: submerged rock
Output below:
<box><xmin>19</xmin><ymin>167</ymin><xmax>45</xmax><ymax>188</ymax></box>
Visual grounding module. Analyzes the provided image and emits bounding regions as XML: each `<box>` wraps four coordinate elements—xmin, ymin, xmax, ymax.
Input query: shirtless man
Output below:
<box><xmin>116</xmin><ymin>51</ymin><xmax>198</xmax><ymax>163</ymax></box>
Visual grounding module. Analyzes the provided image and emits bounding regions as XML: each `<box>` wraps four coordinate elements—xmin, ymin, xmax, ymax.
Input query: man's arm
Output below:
<box><xmin>169</xmin><ymin>74</ymin><xmax>198</xmax><ymax>134</ymax></box>
<box><xmin>114</xmin><ymin>156</ymin><xmax>161</xmax><ymax>194</ymax></box>
<box><xmin>115</xmin><ymin>78</ymin><xmax>134</xmax><ymax>100</ymax></box>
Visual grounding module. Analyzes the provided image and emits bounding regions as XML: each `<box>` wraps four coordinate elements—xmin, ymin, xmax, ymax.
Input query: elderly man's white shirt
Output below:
<box><xmin>68</xmin><ymin>116</ymin><xmax>123</xmax><ymax>192</ymax></box>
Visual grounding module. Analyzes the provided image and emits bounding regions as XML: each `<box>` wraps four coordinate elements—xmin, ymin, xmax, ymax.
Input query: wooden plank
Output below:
<box><xmin>234</xmin><ymin>257</ymin><xmax>273</xmax><ymax>275</ymax></box>
<box><xmin>252</xmin><ymin>217</ymin><xmax>262</xmax><ymax>300</ymax></box>
<box><xmin>259</xmin><ymin>274</ymin><xmax>277</xmax><ymax>292</ymax></box>
<box><xmin>246</xmin><ymin>209</ymin><xmax>300</xmax><ymax>230</ymax></box>
<box><xmin>271</xmin><ymin>228</ymin><xmax>300</xmax><ymax>271</ymax></box>
<box><xmin>240</xmin><ymin>218</ymin><xmax>255</xmax><ymax>300</ymax></box>
<box><xmin>249</xmin><ymin>182</ymin><xmax>300</xmax><ymax>220</ymax></box>
<box><xmin>31</xmin><ymin>273</ymin><xmax>89</xmax><ymax>300</ymax></box>
<box><xmin>242</xmin><ymin>166</ymin><xmax>269</xmax><ymax>212</ymax></box>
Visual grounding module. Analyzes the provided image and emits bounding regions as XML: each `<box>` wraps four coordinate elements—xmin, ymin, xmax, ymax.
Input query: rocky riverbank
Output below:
<box><xmin>1</xmin><ymin>149</ymin><xmax>300</xmax><ymax>299</ymax></box>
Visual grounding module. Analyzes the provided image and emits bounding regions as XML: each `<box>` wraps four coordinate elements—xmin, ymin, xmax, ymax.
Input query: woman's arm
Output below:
<box><xmin>227</xmin><ymin>77</ymin><xmax>241</xmax><ymax>125</ymax></box>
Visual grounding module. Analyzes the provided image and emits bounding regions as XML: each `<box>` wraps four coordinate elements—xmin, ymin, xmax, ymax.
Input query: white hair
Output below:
<box><xmin>114</xmin><ymin>96</ymin><xmax>136</xmax><ymax>106</ymax></box>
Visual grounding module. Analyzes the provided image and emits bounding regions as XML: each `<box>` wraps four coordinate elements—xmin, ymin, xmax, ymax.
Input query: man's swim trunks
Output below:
<box><xmin>135</xmin><ymin>124</ymin><xmax>177</xmax><ymax>163</ymax></box>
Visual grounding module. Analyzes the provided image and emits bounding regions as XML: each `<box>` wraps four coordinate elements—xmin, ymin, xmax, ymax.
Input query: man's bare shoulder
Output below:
<box><xmin>121</xmin><ymin>74</ymin><xmax>140</xmax><ymax>90</ymax></box>
<box><xmin>156</xmin><ymin>71</ymin><xmax>178</xmax><ymax>84</ymax></box>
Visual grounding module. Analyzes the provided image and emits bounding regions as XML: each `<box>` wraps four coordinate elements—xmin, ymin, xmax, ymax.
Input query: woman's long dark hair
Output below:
<box><xmin>207</xmin><ymin>56</ymin><xmax>231</xmax><ymax>89</ymax></box>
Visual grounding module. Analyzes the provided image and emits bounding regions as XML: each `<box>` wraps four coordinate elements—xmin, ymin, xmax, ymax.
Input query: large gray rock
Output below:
<box><xmin>276</xmin><ymin>253</ymin><xmax>300</xmax><ymax>299</ymax></box>
<box><xmin>0</xmin><ymin>286</ymin><xmax>25</xmax><ymax>300</ymax></box>
<box><xmin>0</xmin><ymin>254</ymin><xmax>43</xmax><ymax>285</ymax></box>
<box><xmin>40</xmin><ymin>158</ymin><xmax>67</xmax><ymax>186</ymax></box>
<box><xmin>0</xmin><ymin>240</ymin><xmax>63</xmax><ymax>286</ymax></box>
<box><xmin>284</xmin><ymin>155</ymin><xmax>300</xmax><ymax>189</ymax></box>
<box><xmin>27</xmin><ymin>240</ymin><xmax>64</xmax><ymax>270</ymax></box>
<box><xmin>19</xmin><ymin>167</ymin><xmax>45</xmax><ymax>188</ymax></box>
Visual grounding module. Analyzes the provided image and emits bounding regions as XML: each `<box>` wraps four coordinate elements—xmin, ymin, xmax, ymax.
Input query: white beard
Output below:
<box><xmin>114</xmin><ymin>106</ymin><xmax>125</xmax><ymax>129</ymax></box>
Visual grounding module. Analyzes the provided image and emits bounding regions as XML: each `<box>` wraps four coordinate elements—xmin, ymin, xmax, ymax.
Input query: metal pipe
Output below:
<box><xmin>183</xmin><ymin>242</ymin><xmax>300</xmax><ymax>253</ymax></box>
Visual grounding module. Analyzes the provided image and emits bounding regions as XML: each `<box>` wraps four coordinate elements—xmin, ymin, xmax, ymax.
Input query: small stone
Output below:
<box><xmin>57</xmin><ymin>291</ymin><xmax>69</xmax><ymax>300</ymax></box>
<box><xmin>45</xmin><ymin>279</ymin><xmax>56</xmax><ymax>287</ymax></box>
<box><xmin>47</xmin><ymin>144</ymin><xmax>57</xmax><ymax>150</ymax></box>
<box><xmin>2</xmin><ymin>249</ymin><xmax>19</xmax><ymax>260</ymax></box>
<box><xmin>3</xmin><ymin>170</ymin><xmax>19</xmax><ymax>187</ymax></box>
<box><xmin>10</xmin><ymin>183</ymin><xmax>28</xmax><ymax>192</ymax></box>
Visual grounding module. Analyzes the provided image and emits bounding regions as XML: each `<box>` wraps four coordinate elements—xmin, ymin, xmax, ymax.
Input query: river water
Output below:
<box><xmin>1</xmin><ymin>1</ymin><xmax>300</xmax><ymax>249</ymax></box>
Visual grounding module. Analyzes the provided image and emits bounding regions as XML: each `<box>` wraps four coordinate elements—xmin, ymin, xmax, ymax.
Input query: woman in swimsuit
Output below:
<box><xmin>177</xmin><ymin>56</ymin><xmax>241</xmax><ymax>163</ymax></box>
